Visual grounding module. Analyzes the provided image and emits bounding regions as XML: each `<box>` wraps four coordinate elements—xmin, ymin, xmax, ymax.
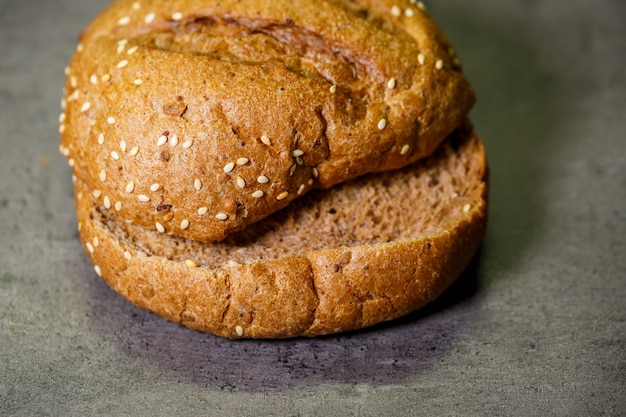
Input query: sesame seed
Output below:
<box><xmin>194</xmin><ymin>179</ymin><xmax>202</xmax><ymax>191</ymax></box>
<box><xmin>182</xmin><ymin>139</ymin><xmax>194</xmax><ymax>149</ymax></box>
<box><xmin>94</xmin><ymin>265</ymin><xmax>102</xmax><ymax>276</ymax></box>
<box><xmin>391</xmin><ymin>5</ymin><xmax>402</xmax><ymax>16</ymax></box>
<box><xmin>59</xmin><ymin>124</ymin><xmax>66</xmax><ymax>134</ymax></box>
<box><xmin>93</xmin><ymin>237</ymin><xmax>99</xmax><ymax>247</ymax></box>
<box><xmin>223</xmin><ymin>162</ymin><xmax>235</xmax><ymax>173</ymax></box>
<box><xmin>215</xmin><ymin>213</ymin><xmax>228</xmax><ymax>221</ymax></box>
<box><xmin>418</xmin><ymin>53</ymin><xmax>425</xmax><ymax>65</ymax></box>
<box><xmin>117</xmin><ymin>60</ymin><xmax>129</xmax><ymax>69</ymax></box>
<box><xmin>120</xmin><ymin>140</ymin><xmax>127</xmax><ymax>152</ymax></box>
<box><xmin>61</xmin><ymin>98</ymin><xmax>67</xmax><ymax>110</ymax></box>
<box><xmin>297</xmin><ymin>184</ymin><xmax>306</xmax><ymax>195</ymax></box>
<box><xmin>185</xmin><ymin>259</ymin><xmax>197</xmax><ymax>268</ymax></box>
<box><xmin>93</xmin><ymin>190</ymin><xmax>102</xmax><ymax>198</ymax></box>
<box><xmin>59</xmin><ymin>144</ymin><xmax>69</xmax><ymax>156</ymax></box>
<box><xmin>145</xmin><ymin>12</ymin><xmax>155</xmax><ymax>24</ymax></box>
<box><xmin>277</xmin><ymin>191</ymin><xmax>289</xmax><ymax>201</ymax></box>
<box><xmin>257</xmin><ymin>175</ymin><xmax>269</xmax><ymax>184</ymax></box>
<box><xmin>236</xmin><ymin>157</ymin><xmax>249</xmax><ymax>166</ymax></box>
<box><xmin>292</xmin><ymin>149</ymin><xmax>304</xmax><ymax>157</ymax></box>
<box><xmin>68</xmin><ymin>158</ymin><xmax>75</xmax><ymax>167</ymax></box>
<box><xmin>452</xmin><ymin>192</ymin><xmax>459</xmax><ymax>198</ymax></box>
<box><xmin>289</xmin><ymin>164</ymin><xmax>297</xmax><ymax>176</ymax></box>
<box><xmin>435</xmin><ymin>59</ymin><xmax>444</xmax><ymax>70</ymax></box>
<box><xmin>197</xmin><ymin>207</ymin><xmax>208</xmax><ymax>215</ymax></box>
<box><xmin>107</xmin><ymin>116</ymin><xmax>116</xmax><ymax>124</ymax></box>
<box><xmin>378</xmin><ymin>118</ymin><xmax>387</xmax><ymax>130</ymax></box>
<box><xmin>97</xmin><ymin>133</ymin><xmax>105</xmax><ymax>145</ymax></box>
<box><xmin>251</xmin><ymin>190</ymin><xmax>264</xmax><ymax>199</ymax></box>
<box><xmin>172</xmin><ymin>12</ymin><xmax>183</xmax><ymax>20</ymax></box>
<box><xmin>80</xmin><ymin>102</ymin><xmax>91</xmax><ymax>112</ymax></box>
<box><xmin>401</xmin><ymin>144</ymin><xmax>410</xmax><ymax>155</ymax></box>
<box><xmin>169</xmin><ymin>135</ymin><xmax>178</xmax><ymax>147</ymax></box>
<box><xmin>157</xmin><ymin>135</ymin><xmax>167</xmax><ymax>146</ymax></box>
<box><xmin>129</xmin><ymin>146</ymin><xmax>139</xmax><ymax>156</ymax></box>
<box><xmin>463</xmin><ymin>203</ymin><xmax>472</xmax><ymax>212</ymax></box>
<box><xmin>86</xmin><ymin>242</ymin><xmax>94</xmax><ymax>253</ymax></box>
<box><xmin>180</xmin><ymin>219</ymin><xmax>190</xmax><ymax>230</ymax></box>
<box><xmin>125</xmin><ymin>182</ymin><xmax>135</xmax><ymax>193</ymax></box>
<box><xmin>138</xmin><ymin>194</ymin><xmax>150</xmax><ymax>202</ymax></box>
<box><xmin>236</xmin><ymin>176</ymin><xmax>246</xmax><ymax>188</ymax></box>
<box><xmin>111</xmin><ymin>151</ymin><xmax>120</xmax><ymax>160</ymax></box>
<box><xmin>329</xmin><ymin>84</ymin><xmax>337</xmax><ymax>94</ymax></box>
<box><xmin>101</xmin><ymin>74</ymin><xmax>111</xmax><ymax>82</ymax></box>
<box><xmin>90</xmin><ymin>74</ymin><xmax>98</xmax><ymax>84</ymax></box>
<box><xmin>124</xmin><ymin>251</ymin><xmax>132</xmax><ymax>260</ymax></box>
<box><xmin>67</xmin><ymin>90</ymin><xmax>79</xmax><ymax>101</ymax></box>
<box><xmin>64</xmin><ymin>66</ymin><xmax>70</xmax><ymax>76</ymax></box>
<box><xmin>127</xmin><ymin>45</ymin><xmax>139</xmax><ymax>55</ymax></box>
<box><xmin>99</xmin><ymin>170</ymin><xmax>107</xmax><ymax>181</ymax></box>
<box><xmin>387</xmin><ymin>78</ymin><xmax>396</xmax><ymax>89</ymax></box>
<box><xmin>133</xmin><ymin>79</ymin><xmax>143</xmax><ymax>85</ymax></box>
<box><xmin>296</xmin><ymin>156</ymin><xmax>304</xmax><ymax>165</ymax></box>
<box><xmin>132</xmin><ymin>2</ymin><xmax>140</xmax><ymax>10</ymax></box>
<box><xmin>312</xmin><ymin>167</ymin><xmax>319</xmax><ymax>178</ymax></box>
<box><xmin>235</xmin><ymin>326</ymin><xmax>244</xmax><ymax>336</ymax></box>
<box><xmin>103</xmin><ymin>196</ymin><xmax>111</xmax><ymax>209</ymax></box>
<box><xmin>417</xmin><ymin>1</ymin><xmax>426</xmax><ymax>10</ymax></box>
<box><xmin>405</xmin><ymin>7</ymin><xmax>414</xmax><ymax>17</ymax></box>
<box><xmin>76</xmin><ymin>43</ymin><xmax>84</xmax><ymax>53</ymax></box>
<box><xmin>72</xmin><ymin>174</ymin><xmax>77</xmax><ymax>184</ymax></box>
<box><xmin>156</xmin><ymin>222</ymin><xmax>165</xmax><ymax>233</ymax></box>
<box><xmin>260</xmin><ymin>135</ymin><xmax>271</xmax><ymax>146</ymax></box>
<box><xmin>308</xmin><ymin>179</ymin><xmax>314</xmax><ymax>186</ymax></box>
<box><xmin>150</xmin><ymin>183</ymin><xmax>160</xmax><ymax>192</ymax></box>
<box><xmin>118</xmin><ymin>16</ymin><xmax>131</xmax><ymax>25</ymax></box>
<box><xmin>115</xmin><ymin>201</ymin><xmax>122</xmax><ymax>211</ymax></box>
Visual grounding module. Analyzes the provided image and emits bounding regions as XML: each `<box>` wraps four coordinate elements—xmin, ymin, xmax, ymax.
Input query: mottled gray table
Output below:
<box><xmin>1</xmin><ymin>0</ymin><xmax>624</xmax><ymax>415</ymax></box>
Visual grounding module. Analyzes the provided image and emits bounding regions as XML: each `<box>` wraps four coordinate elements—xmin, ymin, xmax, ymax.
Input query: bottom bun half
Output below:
<box><xmin>75</xmin><ymin>126</ymin><xmax>488</xmax><ymax>339</ymax></box>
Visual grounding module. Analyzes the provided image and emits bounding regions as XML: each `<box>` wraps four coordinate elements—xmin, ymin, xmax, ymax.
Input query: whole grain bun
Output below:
<box><xmin>75</xmin><ymin>126</ymin><xmax>487</xmax><ymax>339</ymax></box>
<box><xmin>60</xmin><ymin>0</ymin><xmax>475</xmax><ymax>243</ymax></box>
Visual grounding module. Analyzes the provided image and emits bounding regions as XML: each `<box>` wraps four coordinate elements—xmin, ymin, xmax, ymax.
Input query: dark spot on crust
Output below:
<box><xmin>332</xmin><ymin>264</ymin><xmax>340</xmax><ymax>272</ymax></box>
<box><xmin>328</xmin><ymin>208</ymin><xmax>336</xmax><ymax>214</ymax></box>
<box><xmin>286</xmin><ymin>18</ymin><xmax>294</xmax><ymax>25</ymax></box>
<box><xmin>160</xmin><ymin>152</ymin><xmax>170</xmax><ymax>162</ymax></box>
<box><xmin>156</xmin><ymin>204</ymin><xmax>172</xmax><ymax>212</ymax></box>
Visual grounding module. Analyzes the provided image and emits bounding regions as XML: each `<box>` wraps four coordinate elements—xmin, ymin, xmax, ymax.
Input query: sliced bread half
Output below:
<box><xmin>75</xmin><ymin>125</ymin><xmax>487</xmax><ymax>338</ymax></box>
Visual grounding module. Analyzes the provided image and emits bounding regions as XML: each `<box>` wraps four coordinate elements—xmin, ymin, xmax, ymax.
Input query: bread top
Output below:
<box><xmin>60</xmin><ymin>0</ymin><xmax>475</xmax><ymax>242</ymax></box>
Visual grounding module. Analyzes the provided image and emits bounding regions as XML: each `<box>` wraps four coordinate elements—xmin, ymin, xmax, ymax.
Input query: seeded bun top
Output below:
<box><xmin>60</xmin><ymin>0</ymin><xmax>475</xmax><ymax>243</ymax></box>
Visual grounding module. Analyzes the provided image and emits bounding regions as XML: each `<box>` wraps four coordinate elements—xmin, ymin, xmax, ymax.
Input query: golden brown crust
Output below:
<box><xmin>61</xmin><ymin>0</ymin><xmax>475</xmax><ymax>242</ymax></box>
<box><xmin>74</xmin><ymin>128</ymin><xmax>488</xmax><ymax>339</ymax></box>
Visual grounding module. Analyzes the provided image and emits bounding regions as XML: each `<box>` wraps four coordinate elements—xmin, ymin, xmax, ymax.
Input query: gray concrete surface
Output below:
<box><xmin>1</xmin><ymin>0</ymin><xmax>624</xmax><ymax>415</ymax></box>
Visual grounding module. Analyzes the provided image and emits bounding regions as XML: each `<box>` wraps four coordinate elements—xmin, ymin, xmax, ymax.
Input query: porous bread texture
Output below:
<box><xmin>75</xmin><ymin>128</ymin><xmax>488</xmax><ymax>339</ymax></box>
<box><xmin>60</xmin><ymin>0</ymin><xmax>475</xmax><ymax>243</ymax></box>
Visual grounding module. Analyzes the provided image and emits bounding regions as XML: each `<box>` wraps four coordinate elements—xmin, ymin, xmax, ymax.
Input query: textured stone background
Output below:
<box><xmin>1</xmin><ymin>0</ymin><xmax>624</xmax><ymax>415</ymax></box>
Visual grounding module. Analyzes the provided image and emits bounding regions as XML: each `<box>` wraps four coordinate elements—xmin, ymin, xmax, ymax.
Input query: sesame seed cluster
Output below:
<box><xmin>60</xmin><ymin>0</ymin><xmax>474</xmax><ymax>244</ymax></box>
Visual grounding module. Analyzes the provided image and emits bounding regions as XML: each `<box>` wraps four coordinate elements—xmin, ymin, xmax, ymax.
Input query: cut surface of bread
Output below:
<box><xmin>61</xmin><ymin>0</ymin><xmax>475</xmax><ymax>243</ymax></box>
<box><xmin>75</xmin><ymin>127</ymin><xmax>487</xmax><ymax>339</ymax></box>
